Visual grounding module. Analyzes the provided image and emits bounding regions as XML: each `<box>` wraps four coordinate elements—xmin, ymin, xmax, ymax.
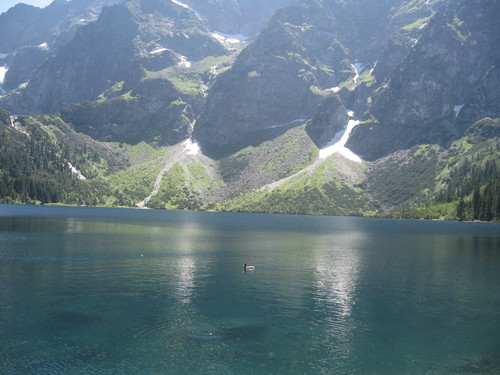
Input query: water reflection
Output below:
<box><xmin>174</xmin><ymin>257</ymin><xmax>195</xmax><ymax>304</ymax></box>
<box><xmin>311</xmin><ymin>229</ymin><xmax>366</xmax><ymax>367</ymax></box>
<box><xmin>170</xmin><ymin>222</ymin><xmax>202</xmax><ymax>305</ymax></box>
<box><xmin>1</xmin><ymin>206</ymin><xmax>499</xmax><ymax>375</ymax></box>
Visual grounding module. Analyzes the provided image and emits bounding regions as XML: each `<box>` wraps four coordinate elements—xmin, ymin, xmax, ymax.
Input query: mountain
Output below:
<box><xmin>0</xmin><ymin>0</ymin><xmax>123</xmax><ymax>53</ymax></box>
<box><xmin>348</xmin><ymin>0</ymin><xmax>500</xmax><ymax>160</ymax></box>
<box><xmin>176</xmin><ymin>0</ymin><xmax>300</xmax><ymax>37</ymax></box>
<box><xmin>193</xmin><ymin>0</ymin><xmax>435</xmax><ymax>154</ymax></box>
<box><xmin>1</xmin><ymin>0</ymin><xmax>228</xmax><ymax>113</ymax></box>
<box><xmin>1</xmin><ymin>0</ymin><xmax>244</xmax><ymax>145</ymax></box>
<box><xmin>0</xmin><ymin>0</ymin><xmax>498</xmax><ymax>221</ymax></box>
<box><xmin>0</xmin><ymin>0</ymin><xmax>123</xmax><ymax>95</ymax></box>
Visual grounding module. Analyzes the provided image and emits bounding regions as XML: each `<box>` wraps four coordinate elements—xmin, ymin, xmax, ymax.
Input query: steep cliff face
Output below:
<box><xmin>0</xmin><ymin>0</ymin><xmax>228</xmax><ymax>115</ymax></box>
<box><xmin>1</xmin><ymin>3</ymin><xmax>142</xmax><ymax>114</ymax></box>
<box><xmin>0</xmin><ymin>4</ymin><xmax>45</xmax><ymax>53</ymax></box>
<box><xmin>193</xmin><ymin>0</ymin><xmax>437</xmax><ymax>154</ymax></box>
<box><xmin>0</xmin><ymin>0</ymin><xmax>126</xmax><ymax>100</ymax></box>
<box><xmin>58</xmin><ymin>78</ymin><xmax>195</xmax><ymax>145</ymax></box>
<box><xmin>0</xmin><ymin>0</ymin><xmax>237</xmax><ymax>145</ymax></box>
<box><xmin>348</xmin><ymin>0</ymin><xmax>500</xmax><ymax>160</ymax></box>
<box><xmin>181</xmin><ymin>0</ymin><xmax>300</xmax><ymax>36</ymax></box>
<box><xmin>194</xmin><ymin>1</ymin><xmax>349</xmax><ymax>153</ymax></box>
<box><xmin>306</xmin><ymin>95</ymin><xmax>348</xmax><ymax>147</ymax></box>
<box><xmin>0</xmin><ymin>0</ymin><xmax>123</xmax><ymax>53</ymax></box>
<box><xmin>1</xmin><ymin>45</ymin><xmax>52</xmax><ymax>92</ymax></box>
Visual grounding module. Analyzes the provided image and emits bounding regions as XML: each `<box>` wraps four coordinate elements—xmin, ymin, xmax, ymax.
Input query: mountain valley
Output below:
<box><xmin>0</xmin><ymin>0</ymin><xmax>498</xmax><ymax>221</ymax></box>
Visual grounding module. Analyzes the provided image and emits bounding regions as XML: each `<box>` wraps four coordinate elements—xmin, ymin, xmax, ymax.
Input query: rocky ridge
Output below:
<box><xmin>0</xmin><ymin>0</ymin><xmax>498</xmax><ymax>220</ymax></box>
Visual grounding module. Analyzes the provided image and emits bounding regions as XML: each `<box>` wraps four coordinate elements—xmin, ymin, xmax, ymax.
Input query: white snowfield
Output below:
<box><xmin>0</xmin><ymin>66</ymin><xmax>8</xmax><ymax>84</ymax></box>
<box><xmin>212</xmin><ymin>31</ymin><xmax>250</xmax><ymax>45</ymax></box>
<box><xmin>0</xmin><ymin>66</ymin><xmax>8</xmax><ymax>94</ymax></box>
<box><xmin>183</xmin><ymin>138</ymin><xmax>200</xmax><ymax>155</ymax></box>
<box><xmin>319</xmin><ymin>119</ymin><xmax>362</xmax><ymax>163</ymax></box>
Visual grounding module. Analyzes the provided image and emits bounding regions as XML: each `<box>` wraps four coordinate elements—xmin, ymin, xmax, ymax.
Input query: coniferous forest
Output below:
<box><xmin>0</xmin><ymin>0</ymin><xmax>499</xmax><ymax>222</ymax></box>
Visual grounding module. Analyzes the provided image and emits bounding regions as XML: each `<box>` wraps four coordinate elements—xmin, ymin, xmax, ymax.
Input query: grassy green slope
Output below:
<box><xmin>216</xmin><ymin>155</ymin><xmax>370</xmax><ymax>216</ymax></box>
<box><xmin>146</xmin><ymin>158</ymin><xmax>223</xmax><ymax>210</ymax></box>
<box><xmin>1</xmin><ymin>106</ymin><xmax>498</xmax><ymax>221</ymax></box>
<box><xmin>368</xmin><ymin>118</ymin><xmax>500</xmax><ymax>221</ymax></box>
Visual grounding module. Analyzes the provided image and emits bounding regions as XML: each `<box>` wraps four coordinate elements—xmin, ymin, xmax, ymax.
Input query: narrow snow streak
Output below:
<box><xmin>171</xmin><ymin>0</ymin><xmax>201</xmax><ymax>18</ymax></box>
<box><xmin>454</xmin><ymin>104</ymin><xmax>465</xmax><ymax>118</ymax></box>
<box><xmin>351</xmin><ymin>62</ymin><xmax>364</xmax><ymax>86</ymax></box>
<box><xmin>265</xmin><ymin>118</ymin><xmax>308</xmax><ymax>129</ymax></box>
<box><xmin>67</xmin><ymin>162</ymin><xmax>86</xmax><ymax>180</ymax></box>
<box><xmin>150</xmin><ymin>47</ymin><xmax>168</xmax><ymax>54</ymax></box>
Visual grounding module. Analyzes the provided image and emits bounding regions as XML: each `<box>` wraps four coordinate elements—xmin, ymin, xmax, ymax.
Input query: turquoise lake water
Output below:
<box><xmin>0</xmin><ymin>204</ymin><xmax>499</xmax><ymax>374</ymax></box>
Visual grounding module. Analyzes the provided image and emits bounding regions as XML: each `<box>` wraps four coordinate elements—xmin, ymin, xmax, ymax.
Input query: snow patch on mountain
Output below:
<box><xmin>150</xmin><ymin>47</ymin><xmax>168</xmax><ymax>55</ymax></box>
<box><xmin>353</xmin><ymin>62</ymin><xmax>364</xmax><ymax>74</ymax></box>
<box><xmin>171</xmin><ymin>0</ymin><xmax>201</xmax><ymax>19</ymax></box>
<box><xmin>67</xmin><ymin>162</ymin><xmax>86</xmax><ymax>180</ymax></box>
<box><xmin>178</xmin><ymin>55</ymin><xmax>191</xmax><ymax>68</ymax></box>
<box><xmin>148</xmin><ymin>47</ymin><xmax>191</xmax><ymax>68</ymax></box>
<box><xmin>183</xmin><ymin>138</ymin><xmax>200</xmax><ymax>155</ymax></box>
<box><xmin>0</xmin><ymin>66</ymin><xmax>8</xmax><ymax>94</ymax></box>
<box><xmin>351</xmin><ymin>62</ymin><xmax>364</xmax><ymax>87</ymax></box>
<box><xmin>319</xmin><ymin>116</ymin><xmax>362</xmax><ymax>162</ymax></box>
<box><xmin>8</xmin><ymin>116</ymin><xmax>28</xmax><ymax>136</ymax></box>
<box><xmin>265</xmin><ymin>118</ymin><xmax>308</xmax><ymax>129</ymax></box>
<box><xmin>454</xmin><ymin>104</ymin><xmax>465</xmax><ymax>118</ymax></box>
<box><xmin>0</xmin><ymin>66</ymin><xmax>8</xmax><ymax>84</ymax></box>
<box><xmin>325</xmin><ymin>86</ymin><xmax>341</xmax><ymax>93</ymax></box>
<box><xmin>212</xmin><ymin>31</ymin><xmax>250</xmax><ymax>45</ymax></box>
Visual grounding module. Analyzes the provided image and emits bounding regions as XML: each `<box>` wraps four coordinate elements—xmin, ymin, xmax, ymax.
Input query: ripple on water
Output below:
<box><xmin>128</xmin><ymin>315</ymin><xmax>178</xmax><ymax>341</ymax></box>
<box><xmin>0</xmin><ymin>339</ymin><xmax>113</xmax><ymax>375</ymax></box>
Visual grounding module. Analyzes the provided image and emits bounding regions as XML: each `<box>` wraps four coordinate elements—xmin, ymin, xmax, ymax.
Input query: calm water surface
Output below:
<box><xmin>0</xmin><ymin>204</ymin><xmax>499</xmax><ymax>374</ymax></box>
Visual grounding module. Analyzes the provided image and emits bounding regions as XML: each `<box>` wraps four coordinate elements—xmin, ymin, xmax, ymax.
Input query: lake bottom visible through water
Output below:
<box><xmin>0</xmin><ymin>204</ymin><xmax>499</xmax><ymax>374</ymax></box>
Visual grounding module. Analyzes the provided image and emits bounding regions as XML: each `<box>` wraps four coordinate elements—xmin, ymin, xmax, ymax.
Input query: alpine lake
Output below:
<box><xmin>0</xmin><ymin>204</ymin><xmax>499</xmax><ymax>375</ymax></box>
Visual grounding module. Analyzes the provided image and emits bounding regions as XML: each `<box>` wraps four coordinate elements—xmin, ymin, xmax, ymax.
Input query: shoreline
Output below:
<box><xmin>1</xmin><ymin>202</ymin><xmax>498</xmax><ymax>224</ymax></box>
